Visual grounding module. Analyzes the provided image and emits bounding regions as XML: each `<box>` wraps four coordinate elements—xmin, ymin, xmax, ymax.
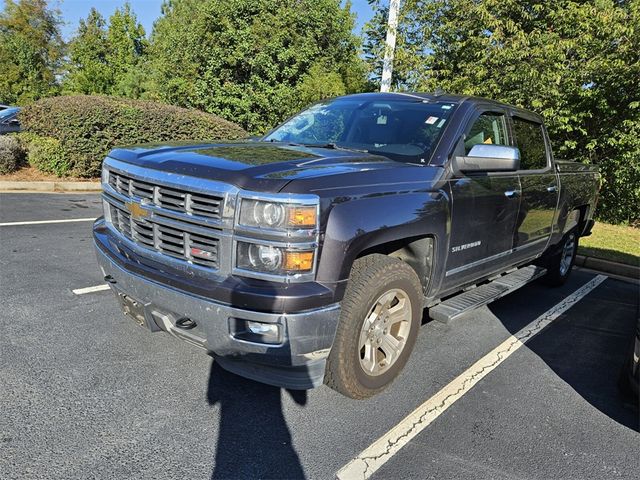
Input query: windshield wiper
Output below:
<box><xmin>294</xmin><ymin>142</ymin><xmax>369</xmax><ymax>153</ymax></box>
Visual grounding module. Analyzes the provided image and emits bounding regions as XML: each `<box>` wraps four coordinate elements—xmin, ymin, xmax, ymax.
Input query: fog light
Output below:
<box><xmin>247</xmin><ymin>321</ymin><xmax>278</xmax><ymax>336</ymax></box>
<box><xmin>231</xmin><ymin>318</ymin><xmax>281</xmax><ymax>345</ymax></box>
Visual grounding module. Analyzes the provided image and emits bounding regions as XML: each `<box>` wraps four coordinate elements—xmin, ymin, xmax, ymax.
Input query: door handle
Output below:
<box><xmin>547</xmin><ymin>185</ymin><xmax>558</xmax><ymax>193</ymax></box>
<box><xmin>504</xmin><ymin>190</ymin><xmax>520</xmax><ymax>199</ymax></box>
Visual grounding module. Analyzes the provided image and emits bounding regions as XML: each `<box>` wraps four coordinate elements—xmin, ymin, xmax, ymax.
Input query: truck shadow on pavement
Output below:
<box><xmin>491</xmin><ymin>275</ymin><xmax>639</xmax><ymax>432</ymax></box>
<box><xmin>206</xmin><ymin>361</ymin><xmax>308</xmax><ymax>480</ymax></box>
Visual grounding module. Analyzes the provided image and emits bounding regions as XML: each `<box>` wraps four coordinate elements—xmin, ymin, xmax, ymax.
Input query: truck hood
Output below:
<box><xmin>108</xmin><ymin>141</ymin><xmax>428</xmax><ymax>192</ymax></box>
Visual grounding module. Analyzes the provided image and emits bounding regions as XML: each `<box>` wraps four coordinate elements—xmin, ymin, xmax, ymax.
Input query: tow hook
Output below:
<box><xmin>175</xmin><ymin>317</ymin><xmax>197</xmax><ymax>330</ymax></box>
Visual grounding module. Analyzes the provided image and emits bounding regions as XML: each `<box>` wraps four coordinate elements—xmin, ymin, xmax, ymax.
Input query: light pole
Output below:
<box><xmin>380</xmin><ymin>0</ymin><xmax>400</xmax><ymax>92</ymax></box>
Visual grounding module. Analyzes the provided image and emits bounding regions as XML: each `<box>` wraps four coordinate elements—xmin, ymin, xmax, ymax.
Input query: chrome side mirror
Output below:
<box><xmin>453</xmin><ymin>144</ymin><xmax>521</xmax><ymax>173</ymax></box>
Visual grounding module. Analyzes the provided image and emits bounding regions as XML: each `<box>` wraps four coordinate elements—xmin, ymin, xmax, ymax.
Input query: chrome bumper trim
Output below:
<box><xmin>96</xmin><ymin>243</ymin><xmax>341</xmax><ymax>367</ymax></box>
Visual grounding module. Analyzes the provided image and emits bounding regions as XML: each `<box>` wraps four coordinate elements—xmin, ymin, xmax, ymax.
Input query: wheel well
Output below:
<box><xmin>563</xmin><ymin>205</ymin><xmax>590</xmax><ymax>237</ymax></box>
<box><xmin>355</xmin><ymin>236</ymin><xmax>434</xmax><ymax>295</ymax></box>
<box><xmin>576</xmin><ymin>204</ymin><xmax>590</xmax><ymax>236</ymax></box>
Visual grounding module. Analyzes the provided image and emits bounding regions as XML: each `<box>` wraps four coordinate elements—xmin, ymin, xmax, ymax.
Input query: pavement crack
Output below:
<box><xmin>357</xmin><ymin>310</ymin><xmax>563</xmax><ymax>478</ymax></box>
<box><xmin>356</xmin><ymin>277</ymin><xmax>607</xmax><ymax>478</ymax></box>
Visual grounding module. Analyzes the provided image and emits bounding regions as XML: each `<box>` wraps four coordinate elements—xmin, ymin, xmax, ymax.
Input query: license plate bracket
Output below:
<box><xmin>116</xmin><ymin>292</ymin><xmax>147</xmax><ymax>328</ymax></box>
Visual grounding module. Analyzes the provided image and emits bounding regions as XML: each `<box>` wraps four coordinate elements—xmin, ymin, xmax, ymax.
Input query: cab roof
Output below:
<box><xmin>334</xmin><ymin>92</ymin><xmax>543</xmax><ymax>122</ymax></box>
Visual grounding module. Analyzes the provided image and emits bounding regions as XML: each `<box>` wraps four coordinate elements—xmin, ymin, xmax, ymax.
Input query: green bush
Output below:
<box><xmin>18</xmin><ymin>95</ymin><xmax>247</xmax><ymax>177</ymax></box>
<box><xmin>0</xmin><ymin>135</ymin><xmax>25</xmax><ymax>174</ymax></box>
<box><xmin>24</xmin><ymin>135</ymin><xmax>69</xmax><ymax>176</ymax></box>
<box><xmin>591</xmin><ymin>120</ymin><xmax>640</xmax><ymax>227</ymax></box>
<box><xmin>14</xmin><ymin>131</ymin><xmax>37</xmax><ymax>153</ymax></box>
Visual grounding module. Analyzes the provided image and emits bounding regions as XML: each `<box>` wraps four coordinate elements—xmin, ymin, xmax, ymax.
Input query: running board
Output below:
<box><xmin>429</xmin><ymin>265</ymin><xmax>547</xmax><ymax>323</ymax></box>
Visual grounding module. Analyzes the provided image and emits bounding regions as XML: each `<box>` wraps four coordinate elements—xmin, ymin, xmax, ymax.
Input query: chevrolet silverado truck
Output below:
<box><xmin>93</xmin><ymin>92</ymin><xmax>600</xmax><ymax>399</ymax></box>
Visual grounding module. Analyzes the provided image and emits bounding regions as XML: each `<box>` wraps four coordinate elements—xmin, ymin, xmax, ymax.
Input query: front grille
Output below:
<box><xmin>109</xmin><ymin>203</ymin><xmax>219</xmax><ymax>268</ymax></box>
<box><xmin>108</xmin><ymin>171</ymin><xmax>223</xmax><ymax>220</ymax></box>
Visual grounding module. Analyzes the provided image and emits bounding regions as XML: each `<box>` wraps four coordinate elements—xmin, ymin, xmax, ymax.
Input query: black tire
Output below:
<box><xmin>543</xmin><ymin>230</ymin><xmax>578</xmax><ymax>286</ymax></box>
<box><xmin>324</xmin><ymin>254</ymin><xmax>423</xmax><ymax>399</ymax></box>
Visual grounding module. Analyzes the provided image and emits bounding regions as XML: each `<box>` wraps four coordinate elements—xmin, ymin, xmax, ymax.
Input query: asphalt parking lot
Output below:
<box><xmin>1</xmin><ymin>192</ymin><xmax>639</xmax><ymax>480</ymax></box>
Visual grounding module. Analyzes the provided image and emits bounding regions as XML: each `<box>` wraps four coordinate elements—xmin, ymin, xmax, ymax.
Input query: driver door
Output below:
<box><xmin>443</xmin><ymin>110</ymin><xmax>521</xmax><ymax>289</ymax></box>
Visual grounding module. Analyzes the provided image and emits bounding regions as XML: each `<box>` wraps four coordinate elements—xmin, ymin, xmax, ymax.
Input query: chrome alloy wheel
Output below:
<box><xmin>358</xmin><ymin>288</ymin><xmax>412</xmax><ymax>376</ymax></box>
<box><xmin>559</xmin><ymin>232</ymin><xmax>576</xmax><ymax>276</ymax></box>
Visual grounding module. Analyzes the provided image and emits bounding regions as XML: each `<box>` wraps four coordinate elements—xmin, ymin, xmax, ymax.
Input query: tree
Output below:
<box><xmin>362</xmin><ymin>0</ymin><xmax>427</xmax><ymax>90</ymax></box>
<box><xmin>363</xmin><ymin>0</ymin><xmax>640</xmax><ymax>225</ymax></box>
<box><xmin>296</xmin><ymin>63</ymin><xmax>348</xmax><ymax>107</ymax></box>
<box><xmin>0</xmin><ymin>0</ymin><xmax>64</xmax><ymax>104</ymax></box>
<box><xmin>106</xmin><ymin>2</ymin><xmax>148</xmax><ymax>96</ymax></box>
<box><xmin>63</xmin><ymin>8</ymin><xmax>111</xmax><ymax>95</ymax></box>
<box><xmin>63</xmin><ymin>2</ymin><xmax>148</xmax><ymax>98</ymax></box>
<box><xmin>147</xmin><ymin>0</ymin><xmax>369</xmax><ymax>133</ymax></box>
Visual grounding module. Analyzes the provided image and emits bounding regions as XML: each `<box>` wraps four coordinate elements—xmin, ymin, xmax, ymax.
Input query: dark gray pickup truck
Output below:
<box><xmin>93</xmin><ymin>92</ymin><xmax>600</xmax><ymax>398</ymax></box>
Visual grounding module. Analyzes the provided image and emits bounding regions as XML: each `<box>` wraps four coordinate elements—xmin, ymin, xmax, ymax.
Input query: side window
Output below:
<box><xmin>513</xmin><ymin>117</ymin><xmax>548</xmax><ymax>170</ymax></box>
<box><xmin>465</xmin><ymin>113</ymin><xmax>509</xmax><ymax>153</ymax></box>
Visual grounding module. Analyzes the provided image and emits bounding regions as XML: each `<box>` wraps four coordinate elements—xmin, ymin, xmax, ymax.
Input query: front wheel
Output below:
<box><xmin>324</xmin><ymin>254</ymin><xmax>423</xmax><ymax>399</ymax></box>
<box><xmin>543</xmin><ymin>230</ymin><xmax>578</xmax><ymax>286</ymax></box>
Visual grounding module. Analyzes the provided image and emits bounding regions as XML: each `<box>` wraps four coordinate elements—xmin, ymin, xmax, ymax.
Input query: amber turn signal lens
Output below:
<box><xmin>283</xmin><ymin>251</ymin><xmax>314</xmax><ymax>271</ymax></box>
<box><xmin>288</xmin><ymin>206</ymin><xmax>317</xmax><ymax>227</ymax></box>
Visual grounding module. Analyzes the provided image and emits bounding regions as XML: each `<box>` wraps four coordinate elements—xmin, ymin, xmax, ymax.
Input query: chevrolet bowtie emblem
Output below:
<box><xmin>125</xmin><ymin>201</ymin><xmax>150</xmax><ymax>220</ymax></box>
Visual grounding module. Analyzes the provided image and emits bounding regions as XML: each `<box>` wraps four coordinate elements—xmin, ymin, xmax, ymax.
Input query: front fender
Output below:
<box><xmin>316</xmin><ymin>191</ymin><xmax>450</xmax><ymax>290</ymax></box>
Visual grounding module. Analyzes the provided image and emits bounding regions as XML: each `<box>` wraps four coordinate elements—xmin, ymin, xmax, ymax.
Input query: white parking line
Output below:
<box><xmin>337</xmin><ymin>274</ymin><xmax>608</xmax><ymax>480</ymax></box>
<box><xmin>72</xmin><ymin>284</ymin><xmax>111</xmax><ymax>295</ymax></box>
<box><xmin>0</xmin><ymin>217</ymin><xmax>96</xmax><ymax>227</ymax></box>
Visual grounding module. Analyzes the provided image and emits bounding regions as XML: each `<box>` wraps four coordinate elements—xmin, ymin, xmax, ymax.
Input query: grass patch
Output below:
<box><xmin>579</xmin><ymin>222</ymin><xmax>640</xmax><ymax>266</ymax></box>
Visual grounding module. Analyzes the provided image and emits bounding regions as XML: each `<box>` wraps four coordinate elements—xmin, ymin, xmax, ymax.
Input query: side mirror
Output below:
<box><xmin>453</xmin><ymin>144</ymin><xmax>520</xmax><ymax>173</ymax></box>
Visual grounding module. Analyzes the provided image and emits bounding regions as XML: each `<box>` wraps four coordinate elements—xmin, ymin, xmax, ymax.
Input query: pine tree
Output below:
<box><xmin>63</xmin><ymin>8</ymin><xmax>111</xmax><ymax>94</ymax></box>
<box><xmin>106</xmin><ymin>2</ymin><xmax>148</xmax><ymax>96</ymax></box>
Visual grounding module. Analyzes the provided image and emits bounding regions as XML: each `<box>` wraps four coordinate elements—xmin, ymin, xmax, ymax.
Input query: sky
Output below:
<box><xmin>57</xmin><ymin>0</ymin><xmax>376</xmax><ymax>41</ymax></box>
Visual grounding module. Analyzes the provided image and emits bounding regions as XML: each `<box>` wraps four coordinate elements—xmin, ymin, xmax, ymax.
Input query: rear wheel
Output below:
<box><xmin>324</xmin><ymin>254</ymin><xmax>423</xmax><ymax>399</ymax></box>
<box><xmin>543</xmin><ymin>230</ymin><xmax>578</xmax><ymax>286</ymax></box>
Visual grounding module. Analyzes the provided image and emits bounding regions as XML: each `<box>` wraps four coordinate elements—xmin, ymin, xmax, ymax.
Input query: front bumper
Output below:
<box><xmin>95</xmin><ymin>238</ymin><xmax>341</xmax><ymax>390</ymax></box>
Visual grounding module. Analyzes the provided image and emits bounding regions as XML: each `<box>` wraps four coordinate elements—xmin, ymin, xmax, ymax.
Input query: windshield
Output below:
<box><xmin>0</xmin><ymin>107</ymin><xmax>19</xmax><ymax>119</ymax></box>
<box><xmin>263</xmin><ymin>98</ymin><xmax>456</xmax><ymax>164</ymax></box>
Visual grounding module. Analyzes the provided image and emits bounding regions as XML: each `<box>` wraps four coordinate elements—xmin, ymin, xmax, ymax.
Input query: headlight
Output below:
<box><xmin>234</xmin><ymin>193</ymin><xmax>319</xmax><ymax>281</ymax></box>
<box><xmin>238</xmin><ymin>199</ymin><xmax>317</xmax><ymax>230</ymax></box>
<box><xmin>236</xmin><ymin>241</ymin><xmax>314</xmax><ymax>275</ymax></box>
<box><xmin>101</xmin><ymin>164</ymin><xmax>109</xmax><ymax>185</ymax></box>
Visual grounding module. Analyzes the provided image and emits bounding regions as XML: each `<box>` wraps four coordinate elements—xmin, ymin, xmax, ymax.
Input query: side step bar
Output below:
<box><xmin>429</xmin><ymin>265</ymin><xmax>547</xmax><ymax>323</ymax></box>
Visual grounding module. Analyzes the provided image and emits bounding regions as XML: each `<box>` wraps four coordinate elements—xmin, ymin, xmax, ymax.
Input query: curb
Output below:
<box><xmin>575</xmin><ymin>254</ymin><xmax>639</xmax><ymax>280</ymax></box>
<box><xmin>0</xmin><ymin>181</ymin><xmax>101</xmax><ymax>192</ymax></box>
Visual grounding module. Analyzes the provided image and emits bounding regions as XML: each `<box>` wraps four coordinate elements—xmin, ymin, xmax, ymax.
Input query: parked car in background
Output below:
<box><xmin>93</xmin><ymin>92</ymin><xmax>601</xmax><ymax>398</ymax></box>
<box><xmin>0</xmin><ymin>107</ymin><xmax>21</xmax><ymax>134</ymax></box>
<box><xmin>0</xmin><ymin>104</ymin><xmax>11</xmax><ymax>111</ymax></box>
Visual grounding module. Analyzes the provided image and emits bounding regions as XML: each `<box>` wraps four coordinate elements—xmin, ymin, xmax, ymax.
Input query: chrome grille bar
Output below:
<box><xmin>109</xmin><ymin>170</ymin><xmax>223</xmax><ymax>220</ymax></box>
<box><xmin>108</xmin><ymin>203</ymin><xmax>219</xmax><ymax>269</ymax></box>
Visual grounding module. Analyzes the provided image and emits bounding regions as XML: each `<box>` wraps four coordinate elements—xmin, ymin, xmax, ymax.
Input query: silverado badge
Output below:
<box><xmin>125</xmin><ymin>201</ymin><xmax>150</xmax><ymax>220</ymax></box>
